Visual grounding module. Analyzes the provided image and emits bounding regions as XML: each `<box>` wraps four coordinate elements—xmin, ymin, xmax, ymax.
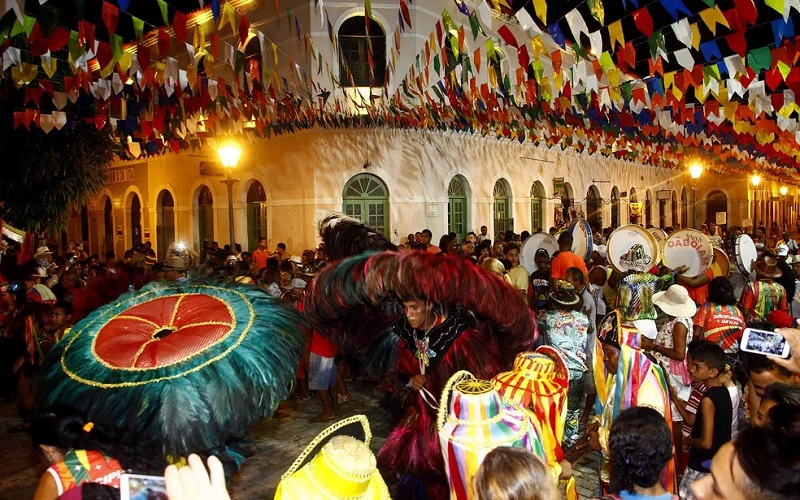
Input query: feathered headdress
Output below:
<box><xmin>319</xmin><ymin>214</ymin><xmax>396</xmax><ymax>262</ymax></box>
<box><xmin>305</xmin><ymin>251</ymin><xmax>536</xmax><ymax>364</ymax></box>
<box><xmin>37</xmin><ymin>281</ymin><xmax>305</xmax><ymax>465</ymax></box>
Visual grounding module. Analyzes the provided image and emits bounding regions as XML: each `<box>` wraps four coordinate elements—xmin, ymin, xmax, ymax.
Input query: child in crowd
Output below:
<box><xmin>678</xmin><ymin>341</ymin><xmax>732</xmax><ymax>498</ymax></box>
<box><xmin>669</xmin><ymin>340</ymin><xmax>707</xmax><ymax>478</ymax></box>
<box><xmin>472</xmin><ymin>447</ymin><xmax>556</xmax><ymax>500</ymax></box>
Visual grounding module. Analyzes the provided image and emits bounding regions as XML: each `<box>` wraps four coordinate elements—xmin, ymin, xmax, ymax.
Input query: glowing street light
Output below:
<box><xmin>689</xmin><ymin>163</ymin><xmax>703</xmax><ymax>229</ymax></box>
<box><xmin>217</xmin><ymin>141</ymin><xmax>242</xmax><ymax>253</ymax></box>
<box><xmin>781</xmin><ymin>186</ymin><xmax>788</xmax><ymax>196</ymax></box>
<box><xmin>751</xmin><ymin>174</ymin><xmax>761</xmax><ymax>187</ymax></box>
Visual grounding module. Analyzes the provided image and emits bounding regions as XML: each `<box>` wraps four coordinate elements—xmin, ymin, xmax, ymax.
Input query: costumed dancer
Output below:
<box><xmin>587</xmin><ymin>310</ymin><xmax>675</xmax><ymax>494</ymax></box>
<box><xmin>305</xmin><ymin>243</ymin><xmax>536</xmax><ymax>498</ymax></box>
<box><xmin>36</xmin><ymin>280</ymin><xmax>305</xmax><ymax>484</ymax></box>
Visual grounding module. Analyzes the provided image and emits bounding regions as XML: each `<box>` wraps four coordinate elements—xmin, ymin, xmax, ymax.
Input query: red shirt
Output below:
<box><xmin>693</xmin><ymin>303</ymin><xmax>745</xmax><ymax>353</ymax></box>
<box><xmin>252</xmin><ymin>248</ymin><xmax>270</xmax><ymax>270</ymax></box>
<box><xmin>310</xmin><ymin>330</ymin><xmax>338</xmax><ymax>357</ymax></box>
<box><xmin>550</xmin><ymin>251</ymin><xmax>588</xmax><ymax>280</ymax></box>
<box><xmin>684</xmin><ymin>268</ymin><xmax>714</xmax><ymax>306</ymax></box>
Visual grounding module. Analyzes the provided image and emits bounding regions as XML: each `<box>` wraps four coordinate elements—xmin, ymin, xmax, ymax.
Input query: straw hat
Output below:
<box><xmin>652</xmin><ymin>285</ymin><xmax>696</xmax><ymax>318</ymax></box>
<box><xmin>275</xmin><ymin>415</ymin><xmax>389</xmax><ymax>499</ymax></box>
<box><xmin>548</xmin><ymin>280</ymin><xmax>579</xmax><ymax>306</ymax></box>
<box><xmin>755</xmin><ymin>255</ymin><xmax>782</xmax><ymax>279</ymax></box>
<box><xmin>619</xmin><ymin>243</ymin><xmax>653</xmax><ymax>272</ymax></box>
<box><xmin>30</xmin><ymin>267</ymin><xmax>49</xmax><ymax>278</ymax></box>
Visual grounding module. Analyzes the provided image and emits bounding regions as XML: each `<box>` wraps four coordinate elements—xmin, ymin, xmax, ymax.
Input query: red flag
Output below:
<box><xmin>48</xmin><ymin>27</ymin><xmax>71</xmax><ymax>53</ymax></box>
<box><xmin>137</xmin><ymin>43</ymin><xmax>150</xmax><ymax>70</ymax></box>
<box><xmin>497</xmin><ymin>26</ymin><xmax>519</xmax><ymax>48</ymax></box>
<box><xmin>102</xmin><ymin>1</ymin><xmax>119</xmax><ymax>36</ymax></box>
<box><xmin>632</xmin><ymin>7</ymin><xmax>653</xmax><ymax>37</ymax></box>
<box><xmin>239</xmin><ymin>15</ymin><xmax>250</xmax><ymax>47</ymax></box>
<box><xmin>78</xmin><ymin>21</ymin><xmax>95</xmax><ymax>49</ymax></box>
<box><xmin>401</xmin><ymin>0</ymin><xmax>412</xmax><ymax>29</ymax></box>
<box><xmin>211</xmin><ymin>33</ymin><xmax>220</xmax><ymax>58</ymax></box>
<box><xmin>725</xmin><ymin>32</ymin><xmax>746</xmax><ymax>57</ymax></box>
<box><xmin>158</xmin><ymin>28</ymin><xmax>170</xmax><ymax>59</ymax></box>
<box><xmin>173</xmin><ymin>12</ymin><xmax>187</xmax><ymax>44</ymax></box>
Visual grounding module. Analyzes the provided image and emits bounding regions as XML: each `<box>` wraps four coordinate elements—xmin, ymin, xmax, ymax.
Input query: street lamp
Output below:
<box><xmin>689</xmin><ymin>163</ymin><xmax>702</xmax><ymax>229</ymax></box>
<box><xmin>218</xmin><ymin>142</ymin><xmax>242</xmax><ymax>253</ymax></box>
<box><xmin>781</xmin><ymin>186</ymin><xmax>789</xmax><ymax>231</ymax></box>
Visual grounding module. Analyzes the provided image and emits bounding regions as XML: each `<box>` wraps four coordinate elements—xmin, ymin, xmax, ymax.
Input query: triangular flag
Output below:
<box><xmin>173</xmin><ymin>12</ymin><xmax>187</xmax><ymax>44</ymax></box>
<box><xmin>533</xmin><ymin>0</ymin><xmax>547</xmax><ymax>23</ymax></box>
<box><xmin>101</xmin><ymin>1</ymin><xmax>118</xmax><ymax>36</ymax></box>
<box><xmin>156</xmin><ymin>0</ymin><xmax>169</xmax><ymax>26</ymax></box>
<box><xmin>220</xmin><ymin>2</ymin><xmax>236</xmax><ymax>35</ymax></box>
<box><xmin>632</xmin><ymin>7</ymin><xmax>653</xmax><ymax>37</ymax></box>
<box><xmin>608</xmin><ymin>20</ymin><xmax>625</xmax><ymax>49</ymax></box>
<box><xmin>565</xmin><ymin>8</ymin><xmax>589</xmax><ymax>41</ymax></box>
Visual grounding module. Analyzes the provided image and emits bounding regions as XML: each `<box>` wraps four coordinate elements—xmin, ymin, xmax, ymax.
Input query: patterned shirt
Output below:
<box><xmin>739</xmin><ymin>279</ymin><xmax>788</xmax><ymax>321</ymax></box>
<box><xmin>47</xmin><ymin>449</ymin><xmax>123</xmax><ymax>496</ymax></box>
<box><xmin>693</xmin><ymin>303</ymin><xmax>745</xmax><ymax>354</ymax></box>
<box><xmin>541</xmin><ymin>309</ymin><xmax>589</xmax><ymax>377</ymax></box>
<box><xmin>616</xmin><ymin>271</ymin><xmax>675</xmax><ymax>322</ymax></box>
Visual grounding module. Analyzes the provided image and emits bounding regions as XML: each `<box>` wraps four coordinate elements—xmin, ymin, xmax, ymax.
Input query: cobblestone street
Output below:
<box><xmin>0</xmin><ymin>380</ymin><xmax>600</xmax><ymax>499</ymax></box>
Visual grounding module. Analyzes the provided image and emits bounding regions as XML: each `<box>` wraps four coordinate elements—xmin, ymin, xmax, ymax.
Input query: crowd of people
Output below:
<box><xmin>1</xmin><ymin>215</ymin><xmax>800</xmax><ymax>500</ymax></box>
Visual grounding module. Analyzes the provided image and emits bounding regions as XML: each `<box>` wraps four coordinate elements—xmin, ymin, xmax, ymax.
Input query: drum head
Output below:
<box><xmin>648</xmin><ymin>228</ymin><xmax>667</xmax><ymax>244</ymax></box>
<box><xmin>607</xmin><ymin>225</ymin><xmax>659</xmax><ymax>273</ymax></box>
<box><xmin>735</xmin><ymin>234</ymin><xmax>758</xmax><ymax>275</ymax></box>
<box><xmin>710</xmin><ymin>247</ymin><xmax>730</xmax><ymax>278</ymax></box>
<box><xmin>568</xmin><ymin>219</ymin><xmax>593</xmax><ymax>262</ymax></box>
<box><xmin>521</xmin><ymin>234</ymin><xmax>559</xmax><ymax>274</ymax></box>
<box><xmin>663</xmin><ymin>229</ymin><xmax>713</xmax><ymax>277</ymax></box>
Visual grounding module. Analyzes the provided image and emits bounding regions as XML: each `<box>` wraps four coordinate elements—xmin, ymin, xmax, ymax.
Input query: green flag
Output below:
<box><xmin>132</xmin><ymin>16</ymin><xmax>145</xmax><ymax>41</ymax></box>
<box><xmin>157</xmin><ymin>0</ymin><xmax>169</xmax><ymax>26</ymax></box>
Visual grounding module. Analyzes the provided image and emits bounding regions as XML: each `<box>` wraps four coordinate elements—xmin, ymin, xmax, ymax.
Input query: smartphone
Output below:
<box><xmin>119</xmin><ymin>473</ymin><xmax>168</xmax><ymax>500</ymax></box>
<box><xmin>740</xmin><ymin>328</ymin><xmax>791</xmax><ymax>359</ymax></box>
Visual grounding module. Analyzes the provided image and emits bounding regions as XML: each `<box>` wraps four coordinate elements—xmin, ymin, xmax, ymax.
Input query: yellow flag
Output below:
<box><xmin>531</xmin><ymin>36</ymin><xmax>546</xmax><ymax>59</ymax></box>
<box><xmin>698</xmin><ymin>6</ymin><xmax>729</xmax><ymax>36</ymax></box>
<box><xmin>41</xmin><ymin>56</ymin><xmax>57</xmax><ymax>78</ymax></box>
<box><xmin>691</xmin><ymin>23</ymin><xmax>701</xmax><ymax>50</ymax></box>
<box><xmin>118</xmin><ymin>51</ymin><xmax>132</xmax><ymax>72</ymax></box>
<box><xmin>533</xmin><ymin>0</ymin><xmax>547</xmax><ymax>23</ymax></box>
<box><xmin>220</xmin><ymin>2</ymin><xmax>236</xmax><ymax>36</ymax></box>
<box><xmin>607</xmin><ymin>20</ymin><xmax>624</xmax><ymax>50</ymax></box>
<box><xmin>272</xmin><ymin>42</ymin><xmax>278</xmax><ymax>67</ymax></box>
<box><xmin>663</xmin><ymin>71</ymin><xmax>675</xmax><ymax>89</ymax></box>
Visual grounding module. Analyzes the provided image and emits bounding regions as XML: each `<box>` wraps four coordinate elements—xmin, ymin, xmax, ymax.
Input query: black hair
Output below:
<box><xmin>53</xmin><ymin>301</ymin><xmax>73</xmax><ymax>316</ymax></box>
<box><xmin>734</xmin><ymin>425</ymin><xmax>800</xmax><ymax>499</ymax></box>
<box><xmin>520</xmin><ymin>231</ymin><xmax>531</xmax><ymax>241</ymax></box>
<box><xmin>565</xmin><ymin>267</ymin><xmax>585</xmax><ymax>282</ymax></box>
<box><xmin>766</xmin><ymin>404</ymin><xmax>800</xmax><ymax>434</ymax></box>
<box><xmin>266</xmin><ymin>257</ymin><xmax>279</xmax><ymax>268</ymax></box>
<box><xmin>277</xmin><ymin>242</ymin><xmax>286</xmax><ymax>250</ymax></box>
<box><xmin>421</xmin><ymin>229</ymin><xmax>432</xmax><ymax>237</ymax></box>
<box><xmin>764</xmin><ymin>382</ymin><xmax>800</xmax><ymax>407</ymax></box>
<box><xmin>746</xmin><ymin>352</ymin><xmax>794</xmax><ymax>377</ymax></box>
<box><xmin>608</xmin><ymin>407</ymin><xmax>673</xmax><ymax>494</ymax></box>
<box><xmin>81</xmin><ymin>483</ymin><xmax>121</xmax><ymax>500</ymax></box>
<box><xmin>29</xmin><ymin>409</ymin><xmax>166</xmax><ymax>475</ymax></box>
<box><xmin>691</xmin><ymin>340</ymin><xmax>726</xmax><ymax>373</ymax></box>
<box><xmin>503</xmin><ymin>242</ymin><xmax>520</xmax><ymax>254</ymax></box>
<box><xmin>438</xmin><ymin>234</ymin><xmax>456</xmax><ymax>253</ymax></box>
<box><xmin>279</xmin><ymin>260</ymin><xmax>294</xmax><ymax>273</ymax></box>
<box><xmin>707</xmin><ymin>277</ymin><xmax>737</xmax><ymax>306</ymax></box>
<box><xmin>557</xmin><ymin>232</ymin><xmax>574</xmax><ymax>246</ymax></box>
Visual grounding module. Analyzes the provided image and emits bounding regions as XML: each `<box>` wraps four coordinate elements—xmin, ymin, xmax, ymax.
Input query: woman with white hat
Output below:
<box><xmin>641</xmin><ymin>284</ymin><xmax>696</xmax><ymax>452</ymax></box>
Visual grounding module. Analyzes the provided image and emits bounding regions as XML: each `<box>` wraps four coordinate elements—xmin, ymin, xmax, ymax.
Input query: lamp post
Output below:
<box><xmin>751</xmin><ymin>174</ymin><xmax>761</xmax><ymax>234</ymax></box>
<box><xmin>689</xmin><ymin>163</ymin><xmax>703</xmax><ymax>229</ymax></box>
<box><xmin>781</xmin><ymin>186</ymin><xmax>788</xmax><ymax>231</ymax></box>
<box><xmin>217</xmin><ymin>142</ymin><xmax>242</xmax><ymax>253</ymax></box>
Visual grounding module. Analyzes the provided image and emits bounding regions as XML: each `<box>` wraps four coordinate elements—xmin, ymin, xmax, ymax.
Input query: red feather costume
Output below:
<box><xmin>305</xmin><ymin>250</ymin><xmax>537</xmax><ymax>498</ymax></box>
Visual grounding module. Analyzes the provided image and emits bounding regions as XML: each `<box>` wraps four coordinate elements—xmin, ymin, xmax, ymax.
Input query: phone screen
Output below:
<box><xmin>744</xmin><ymin>329</ymin><xmax>788</xmax><ymax>356</ymax></box>
<box><xmin>120</xmin><ymin>474</ymin><xmax>168</xmax><ymax>500</ymax></box>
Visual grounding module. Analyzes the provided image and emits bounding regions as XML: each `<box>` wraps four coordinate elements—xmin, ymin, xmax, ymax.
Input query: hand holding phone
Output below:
<box><xmin>740</xmin><ymin>327</ymin><xmax>792</xmax><ymax>359</ymax></box>
<box><xmin>164</xmin><ymin>454</ymin><xmax>230</xmax><ymax>500</ymax></box>
<box><xmin>119</xmin><ymin>473</ymin><xmax>167</xmax><ymax>500</ymax></box>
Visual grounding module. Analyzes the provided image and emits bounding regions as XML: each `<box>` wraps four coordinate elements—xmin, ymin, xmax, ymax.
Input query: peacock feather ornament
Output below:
<box><xmin>37</xmin><ymin>281</ymin><xmax>305</xmax><ymax>465</ymax></box>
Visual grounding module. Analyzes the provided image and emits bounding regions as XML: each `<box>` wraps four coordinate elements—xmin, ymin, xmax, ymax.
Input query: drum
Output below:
<box><xmin>648</xmin><ymin>228</ymin><xmax>667</xmax><ymax>245</ymax></box>
<box><xmin>568</xmin><ymin>219</ymin><xmax>593</xmax><ymax>262</ymax></box>
<box><xmin>520</xmin><ymin>233</ymin><xmax>559</xmax><ymax>274</ymax></box>
<box><xmin>663</xmin><ymin>229</ymin><xmax>713</xmax><ymax>277</ymax></box>
<box><xmin>735</xmin><ymin>234</ymin><xmax>758</xmax><ymax>275</ymax></box>
<box><xmin>710</xmin><ymin>247</ymin><xmax>730</xmax><ymax>278</ymax></box>
<box><xmin>607</xmin><ymin>224</ymin><xmax>659</xmax><ymax>273</ymax></box>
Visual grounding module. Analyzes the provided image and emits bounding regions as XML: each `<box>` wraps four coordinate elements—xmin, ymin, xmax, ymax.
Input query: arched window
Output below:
<box><xmin>681</xmin><ymin>188</ymin><xmax>689</xmax><ymax>229</ymax></box>
<box><xmin>339</xmin><ymin>16</ymin><xmax>386</xmax><ymax>87</ymax></box>
<box><xmin>196</xmin><ymin>186</ymin><xmax>214</xmax><ymax>252</ymax></box>
<box><xmin>448</xmin><ymin>176</ymin><xmax>469</xmax><ymax>243</ymax></box>
<box><xmin>611</xmin><ymin>187</ymin><xmax>620</xmax><ymax>228</ymax></box>
<box><xmin>343</xmin><ymin>174</ymin><xmax>389</xmax><ymax>236</ymax></box>
<box><xmin>586</xmin><ymin>185</ymin><xmax>602</xmax><ymax>228</ymax></box>
<box><xmin>706</xmin><ymin>190</ymin><xmax>728</xmax><ymax>229</ymax></box>
<box><xmin>103</xmin><ymin>197</ymin><xmax>114</xmax><ymax>255</ymax></box>
<box><xmin>493</xmin><ymin>179</ymin><xmax>513</xmax><ymax>235</ymax></box>
<box><xmin>247</xmin><ymin>181</ymin><xmax>267</xmax><ymax>251</ymax></box>
<box><xmin>671</xmin><ymin>190</ymin><xmax>678</xmax><ymax>227</ymax></box>
<box><xmin>531</xmin><ymin>181</ymin><xmax>545</xmax><ymax>233</ymax></box>
<box><xmin>157</xmin><ymin>190</ymin><xmax>175</xmax><ymax>260</ymax></box>
<box><xmin>645</xmin><ymin>190</ymin><xmax>652</xmax><ymax>227</ymax></box>
<box><xmin>629</xmin><ymin>188</ymin><xmax>638</xmax><ymax>225</ymax></box>
<box><xmin>129</xmin><ymin>194</ymin><xmax>142</xmax><ymax>247</ymax></box>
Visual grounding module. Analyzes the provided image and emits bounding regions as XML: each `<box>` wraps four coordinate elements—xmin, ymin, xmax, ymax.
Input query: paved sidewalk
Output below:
<box><xmin>0</xmin><ymin>380</ymin><xmax>600</xmax><ymax>499</ymax></box>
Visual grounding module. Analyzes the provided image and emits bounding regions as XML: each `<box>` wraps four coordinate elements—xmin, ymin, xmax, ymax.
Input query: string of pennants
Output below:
<box><xmin>388</xmin><ymin>0</ymin><xmax>800</xmax><ymax>184</ymax></box>
<box><xmin>3</xmin><ymin>0</ymin><xmax>800</xmax><ymax>185</ymax></box>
